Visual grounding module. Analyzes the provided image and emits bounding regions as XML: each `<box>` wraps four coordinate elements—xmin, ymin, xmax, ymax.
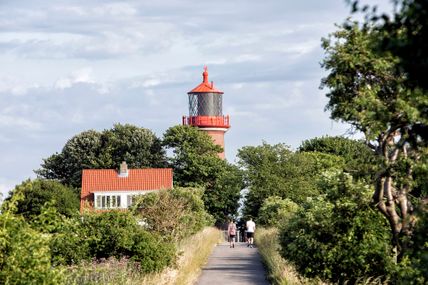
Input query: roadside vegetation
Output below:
<box><xmin>1</xmin><ymin>1</ymin><xmax>427</xmax><ymax>284</ymax></box>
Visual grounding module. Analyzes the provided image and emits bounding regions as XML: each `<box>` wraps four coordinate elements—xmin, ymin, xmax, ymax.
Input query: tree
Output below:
<box><xmin>237</xmin><ymin>142</ymin><xmax>293</xmax><ymax>218</ymax></box>
<box><xmin>162</xmin><ymin>125</ymin><xmax>224</xmax><ymax>187</ymax></box>
<box><xmin>350</xmin><ymin>0</ymin><xmax>428</xmax><ymax>91</ymax></box>
<box><xmin>299</xmin><ymin>136</ymin><xmax>379</xmax><ymax>181</ymax></box>
<box><xmin>162</xmin><ymin>125</ymin><xmax>242</xmax><ymax>223</ymax></box>
<box><xmin>36</xmin><ymin>124</ymin><xmax>167</xmax><ymax>188</ymax></box>
<box><xmin>237</xmin><ymin>142</ymin><xmax>344</xmax><ymax>218</ymax></box>
<box><xmin>203</xmin><ymin>164</ymin><xmax>244</xmax><ymax>224</ymax></box>
<box><xmin>321</xmin><ymin>22</ymin><xmax>428</xmax><ymax>258</ymax></box>
<box><xmin>6</xmin><ymin>179</ymin><xmax>79</xmax><ymax>219</ymax></box>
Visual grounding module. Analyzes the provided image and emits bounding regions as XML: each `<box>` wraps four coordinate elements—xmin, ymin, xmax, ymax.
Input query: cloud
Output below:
<box><xmin>54</xmin><ymin>68</ymin><xmax>95</xmax><ymax>89</ymax></box>
<box><xmin>0</xmin><ymin>0</ymin><xmax>393</xmax><ymax>192</ymax></box>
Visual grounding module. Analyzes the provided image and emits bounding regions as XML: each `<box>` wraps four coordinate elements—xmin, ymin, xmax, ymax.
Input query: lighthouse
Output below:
<box><xmin>182</xmin><ymin>67</ymin><xmax>230</xmax><ymax>159</ymax></box>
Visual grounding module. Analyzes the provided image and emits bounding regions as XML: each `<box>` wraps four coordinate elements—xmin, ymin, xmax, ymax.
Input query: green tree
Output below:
<box><xmin>237</xmin><ymin>142</ymin><xmax>344</xmax><ymax>218</ymax></box>
<box><xmin>203</xmin><ymin>164</ymin><xmax>244</xmax><ymax>224</ymax></box>
<box><xmin>351</xmin><ymin>0</ymin><xmax>428</xmax><ymax>91</ymax></box>
<box><xmin>162</xmin><ymin>125</ymin><xmax>223</xmax><ymax>187</ymax></box>
<box><xmin>36</xmin><ymin>124</ymin><xmax>166</xmax><ymax>188</ymax></box>
<box><xmin>321</xmin><ymin>22</ymin><xmax>428</xmax><ymax>258</ymax></box>
<box><xmin>162</xmin><ymin>125</ymin><xmax>242</xmax><ymax>223</ymax></box>
<box><xmin>299</xmin><ymin>136</ymin><xmax>378</xmax><ymax>181</ymax></box>
<box><xmin>6</xmin><ymin>179</ymin><xmax>79</xmax><ymax>220</ymax></box>
<box><xmin>237</xmin><ymin>142</ymin><xmax>292</xmax><ymax>218</ymax></box>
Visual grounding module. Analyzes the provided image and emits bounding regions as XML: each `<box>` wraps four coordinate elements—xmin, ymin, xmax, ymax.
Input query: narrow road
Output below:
<box><xmin>195</xmin><ymin>242</ymin><xmax>269</xmax><ymax>285</ymax></box>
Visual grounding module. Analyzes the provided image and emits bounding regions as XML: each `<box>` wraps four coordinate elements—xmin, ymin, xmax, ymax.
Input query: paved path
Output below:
<box><xmin>195</xmin><ymin>242</ymin><xmax>269</xmax><ymax>285</ymax></box>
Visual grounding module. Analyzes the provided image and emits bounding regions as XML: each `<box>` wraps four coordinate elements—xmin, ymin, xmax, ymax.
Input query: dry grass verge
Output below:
<box><xmin>64</xmin><ymin>227</ymin><xmax>222</xmax><ymax>285</ymax></box>
<box><xmin>256</xmin><ymin>227</ymin><xmax>317</xmax><ymax>285</ymax></box>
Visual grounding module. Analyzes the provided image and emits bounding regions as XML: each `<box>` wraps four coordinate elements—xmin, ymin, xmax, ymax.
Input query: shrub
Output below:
<box><xmin>279</xmin><ymin>172</ymin><xmax>395</xmax><ymax>283</ymax></box>
<box><xmin>82</xmin><ymin>210</ymin><xmax>175</xmax><ymax>273</ymax></box>
<box><xmin>257</xmin><ymin>196</ymin><xmax>299</xmax><ymax>227</ymax></box>
<box><xmin>6</xmin><ymin>179</ymin><xmax>79</xmax><ymax>220</ymax></box>
<box><xmin>0</xmin><ymin>192</ymin><xmax>64</xmax><ymax>284</ymax></box>
<box><xmin>31</xmin><ymin>204</ymin><xmax>90</xmax><ymax>266</ymax></box>
<box><xmin>131</xmin><ymin>188</ymin><xmax>214</xmax><ymax>241</ymax></box>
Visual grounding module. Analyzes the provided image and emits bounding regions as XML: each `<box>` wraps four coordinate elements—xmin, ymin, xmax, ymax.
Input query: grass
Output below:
<box><xmin>171</xmin><ymin>227</ymin><xmax>223</xmax><ymax>285</ymax></box>
<box><xmin>255</xmin><ymin>227</ymin><xmax>317</xmax><ymax>285</ymax></box>
<box><xmin>63</xmin><ymin>227</ymin><xmax>222</xmax><ymax>285</ymax></box>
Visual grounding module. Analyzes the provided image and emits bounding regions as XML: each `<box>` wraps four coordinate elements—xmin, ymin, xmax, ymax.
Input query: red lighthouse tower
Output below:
<box><xmin>182</xmin><ymin>67</ymin><xmax>230</xmax><ymax>159</ymax></box>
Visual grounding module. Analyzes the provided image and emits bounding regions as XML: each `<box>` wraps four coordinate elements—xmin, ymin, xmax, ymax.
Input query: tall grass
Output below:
<box><xmin>171</xmin><ymin>227</ymin><xmax>223</xmax><ymax>285</ymax></box>
<box><xmin>256</xmin><ymin>227</ymin><xmax>317</xmax><ymax>285</ymax></box>
<box><xmin>64</xmin><ymin>227</ymin><xmax>222</xmax><ymax>285</ymax></box>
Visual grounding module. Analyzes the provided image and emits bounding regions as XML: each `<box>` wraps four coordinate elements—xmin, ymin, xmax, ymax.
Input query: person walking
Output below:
<box><xmin>227</xmin><ymin>219</ymin><xmax>237</xmax><ymax>248</ymax></box>
<box><xmin>246</xmin><ymin>217</ymin><xmax>256</xmax><ymax>248</ymax></box>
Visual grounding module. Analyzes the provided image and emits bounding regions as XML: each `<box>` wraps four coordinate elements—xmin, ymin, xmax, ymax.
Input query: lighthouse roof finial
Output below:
<box><xmin>203</xmin><ymin>66</ymin><xmax>208</xmax><ymax>83</ymax></box>
<box><xmin>188</xmin><ymin>66</ymin><xmax>223</xmax><ymax>94</ymax></box>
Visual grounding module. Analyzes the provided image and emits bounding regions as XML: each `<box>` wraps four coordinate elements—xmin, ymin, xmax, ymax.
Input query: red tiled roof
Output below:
<box><xmin>188</xmin><ymin>67</ymin><xmax>223</xmax><ymax>94</ymax></box>
<box><xmin>80</xmin><ymin>168</ymin><xmax>173</xmax><ymax>211</ymax></box>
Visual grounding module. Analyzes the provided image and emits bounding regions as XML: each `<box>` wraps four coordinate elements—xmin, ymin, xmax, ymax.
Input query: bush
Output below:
<box><xmin>6</xmin><ymin>179</ymin><xmax>79</xmax><ymax>220</ymax></box>
<box><xmin>0</xmin><ymin>192</ymin><xmax>64</xmax><ymax>284</ymax></box>
<box><xmin>131</xmin><ymin>188</ymin><xmax>214</xmax><ymax>241</ymax></box>
<box><xmin>31</xmin><ymin>204</ymin><xmax>91</xmax><ymax>266</ymax></box>
<box><xmin>279</xmin><ymin>172</ymin><xmax>395</xmax><ymax>283</ymax></box>
<box><xmin>257</xmin><ymin>196</ymin><xmax>299</xmax><ymax>227</ymax></box>
<box><xmin>82</xmin><ymin>211</ymin><xmax>175</xmax><ymax>273</ymax></box>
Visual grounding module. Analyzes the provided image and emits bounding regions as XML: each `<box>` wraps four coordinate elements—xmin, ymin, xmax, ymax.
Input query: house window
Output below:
<box><xmin>95</xmin><ymin>194</ymin><xmax>121</xmax><ymax>209</ymax></box>
<box><xmin>127</xmin><ymin>195</ymin><xmax>137</xmax><ymax>207</ymax></box>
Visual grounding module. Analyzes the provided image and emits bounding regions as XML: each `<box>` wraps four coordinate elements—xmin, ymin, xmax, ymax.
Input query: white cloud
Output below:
<box><xmin>54</xmin><ymin>68</ymin><xmax>95</xmax><ymax>89</ymax></box>
<box><xmin>0</xmin><ymin>0</ymin><xmax>394</xmax><ymax>191</ymax></box>
<box><xmin>0</xmin><ymin>114</ymin><xmax>42</xmax><ymax>130</ymax></box>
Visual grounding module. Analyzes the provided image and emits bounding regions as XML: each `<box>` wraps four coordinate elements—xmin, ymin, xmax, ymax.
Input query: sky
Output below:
<box><xmin>0</xmin><ymin>0</ymin><xmax>393</xmax><ymax>198</ymax></box>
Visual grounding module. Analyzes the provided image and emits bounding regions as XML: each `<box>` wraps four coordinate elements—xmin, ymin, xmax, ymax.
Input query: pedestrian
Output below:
<box><xmin>246</xmin><ymin>217</ymin><xmax>256</xmax><ymax>248</ymax></box>
<box><xmin>227</xmin><ymin>219</ymin><xmax>237</xmax><ymax>248</ymax></box>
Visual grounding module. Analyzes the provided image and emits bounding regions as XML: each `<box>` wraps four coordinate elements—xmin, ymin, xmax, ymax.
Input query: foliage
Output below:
<box><xmin>31</xmin><ymin>203</ymin><xmax>90</xmax><ymax>266</ymax></box>
<box><xmin>257</xmin><ymin>196</ymin><xmax>299</xmax><ymax>227</ymax></box>
<box><xmin>130</xmin><ymin>188</ymin><xmax>214</xmax><ymax>241</ymax></box>
<box><xmin>36</xmin><ymin>124</ymin><xmax>167</xmax><ymax>188</ymax></box>
<box><xmin>81</xmin><ymin>211</ymin><xmax>176</xmax><ymax>272</ymax></box>
<box><xmin>396</xmin><ymin>203</ymin><xmax>428</xmax><ymax>283</ymax></box>
<box><xmin>203</xmin><ymin>164</ymin><xmax>244</xmax><ymax>225</ymax></box>
<box><xmin>350</xmin><ymin>0</ymin><xmax>428</xmax><ymax>91</ymax></box>
<box><xmin>64</xmin><ymin>227</ymin><xmax>222</xmax><ymax>285</ymax></box>
<box><xmin>0</xmin><ymin>192</ymin><xmax>64</xmax><ymax>284</ymax></box>
<box><xmin>237</xmin><ymin>142</ymin><xmax>344</xmax><ymax>218</ymax></box>
<box><xmin>162</xmin><ymin>125</ymin><xmax>223</xmax><ymax>188</ymax></box>
<box><xmin>256</xmin><ymin>228</ymin><xmax>317</xmax><ymax>285</ymax></box>
<box><xmin>321</xmin><ymin>21</ymin><xmax>428</xmax><ymax>256</ymax></box>
<box><xmin>279</xmin><ymin>172</ymin><xmax>395</xmax><ymax>283</ymax></box>
<box><xmin>299</xmin><ymin>136</ymin><xmax>378</xmax><ymax>181</ymax></box>
<box><xmin>5</xmin><ymin>179</ymin><xmax>79</xmax><ymax>220</ymax></box>
<box><xmin>163</xmin><ymin>125</ymin><xmax>242</xmax><ymax>223</ymax></box>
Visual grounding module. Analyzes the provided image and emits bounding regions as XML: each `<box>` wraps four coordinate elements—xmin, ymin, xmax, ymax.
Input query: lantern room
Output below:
<box><xmin>182</xmin><ymin>67</ymin><xmax>230</xmax><ymax>159</ymax></box>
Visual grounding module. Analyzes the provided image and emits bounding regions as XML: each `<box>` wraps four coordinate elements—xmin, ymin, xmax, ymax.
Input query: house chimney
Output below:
<box><xmin>119</xmin><ymin>161</ymin><xmax>129</xmax><ymax>177</ymax></box>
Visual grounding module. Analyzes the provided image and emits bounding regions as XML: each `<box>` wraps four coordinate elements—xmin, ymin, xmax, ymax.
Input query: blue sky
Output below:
<box><xmin>0</xmin><ymin>0</ymin><xmax>393</xmax><ymax>197</ymax></box>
